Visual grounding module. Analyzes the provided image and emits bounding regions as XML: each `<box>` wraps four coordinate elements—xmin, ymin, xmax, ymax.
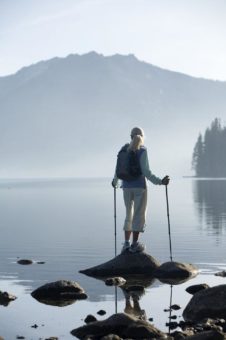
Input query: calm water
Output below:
<box><xmin>0</xmin><ymin>177</ymin><xmax>226</xmax><ymax>339</ymax></box>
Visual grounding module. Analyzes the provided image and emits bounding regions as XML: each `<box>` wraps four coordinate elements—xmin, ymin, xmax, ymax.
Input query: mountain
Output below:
<box><xmin>0</xmin><ymin>51</ymin><xmax>226</xmax><ymax>178</ymax></box>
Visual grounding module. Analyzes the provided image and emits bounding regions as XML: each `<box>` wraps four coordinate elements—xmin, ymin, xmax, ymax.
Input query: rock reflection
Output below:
<box><xmin>32</xmin><ymin>297</ymin><xmax>77</xmax><ymax>307</ymax></box>
<box><xmin>193</xmin><ymin>179</ymin><xmax>226</xmax><ymax>234</ymax></box>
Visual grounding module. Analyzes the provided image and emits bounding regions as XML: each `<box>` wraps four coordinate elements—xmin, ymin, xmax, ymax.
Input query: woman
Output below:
<box><xmin>112</xmin><ymin>127</ymin><xmax>169</xmax><ymax>253</ymax></box>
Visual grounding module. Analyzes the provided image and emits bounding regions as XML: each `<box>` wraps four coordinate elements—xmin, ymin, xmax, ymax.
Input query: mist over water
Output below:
<box><xmin>0</xmin><ymin>177</ymin><xmax>226</xmax><ymax>338</ymax></box>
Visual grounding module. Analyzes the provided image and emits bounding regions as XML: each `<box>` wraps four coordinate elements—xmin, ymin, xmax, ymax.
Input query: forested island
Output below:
<box><xmin>192</xmin><ymin>118</ymin><xmax>226</xmax><ymax>177</ymax></box>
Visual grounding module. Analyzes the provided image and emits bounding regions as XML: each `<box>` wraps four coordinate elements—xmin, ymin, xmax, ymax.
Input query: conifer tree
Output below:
<box><xmin>192</xmin><ymin>118</ymin><xmax>226</xmax><ymax>177</ymax></box>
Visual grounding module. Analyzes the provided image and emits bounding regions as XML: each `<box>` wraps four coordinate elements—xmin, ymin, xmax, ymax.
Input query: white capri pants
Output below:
<box><xmin>123</xmin><ymin>188</ymin><xmax>148</xmax><ymax>232</ymax></box>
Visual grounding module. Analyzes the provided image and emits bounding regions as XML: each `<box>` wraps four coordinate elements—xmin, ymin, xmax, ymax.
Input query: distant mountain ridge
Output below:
<box><xmin>0</xmin><ymin>52</ymin><xmax>226</xmax><ymax>177</ymax></box>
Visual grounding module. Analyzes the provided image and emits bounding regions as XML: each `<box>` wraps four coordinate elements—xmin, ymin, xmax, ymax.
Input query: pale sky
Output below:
<box><xmin>1</xmin><ymin>0</ymin><xmax>226</xmax><ymax>80</ymax></box>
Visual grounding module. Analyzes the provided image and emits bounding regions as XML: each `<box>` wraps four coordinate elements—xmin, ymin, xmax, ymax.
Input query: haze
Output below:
<box><xmin>0</xmin><ymin>0</ymin><xmax>226</xmax><ymax>179</ymax></box>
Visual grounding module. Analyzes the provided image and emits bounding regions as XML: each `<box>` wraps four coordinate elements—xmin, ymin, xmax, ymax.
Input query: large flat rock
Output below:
<box><xmin>71</xmin><ymin>313</ymin><xmax>168</xmax><ymax>339</ymax></box>
<box><xmin>31</xmin><ymin>280</ymin><xmax>87</xmax><ymax>306</ymax></box>
<box><xmin>79</xmin><ymin>252</ymin><xmax>160</xmax><ymax>277</ymax></box>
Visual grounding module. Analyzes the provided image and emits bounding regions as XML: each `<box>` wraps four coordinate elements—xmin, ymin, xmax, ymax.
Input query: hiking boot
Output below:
<box><xmin>121</xmin><ymin>241</ymin><xmax>131</xmax><ymax>253</ymax></box>
<box><xmin>129</xmin><ymin>242</ymin><xmax>145</xmax><ymax>253</ymax></box>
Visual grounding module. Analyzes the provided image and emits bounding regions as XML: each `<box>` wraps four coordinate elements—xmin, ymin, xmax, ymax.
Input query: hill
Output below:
<box><xmin>0</xmin><ymin>52</ymin><xmax>226</xmax><ymax>178</ymax></box>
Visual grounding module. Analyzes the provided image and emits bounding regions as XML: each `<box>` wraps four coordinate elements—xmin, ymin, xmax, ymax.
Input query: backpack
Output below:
<box><xmin>116</xmin><ymin>144</ymin><xmax>142</xmax><ymax>181</ymax></box>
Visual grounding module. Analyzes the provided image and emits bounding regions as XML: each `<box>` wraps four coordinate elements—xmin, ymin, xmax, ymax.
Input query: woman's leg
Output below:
<box><xmin>132</xmin><ymin>188</ymin><xmax>147</xmax><ymax>234</ymax></box>
<box><xmin>125</xmin><ymin>230</ymin><xmax>132</xmax><ymax>242</ymax></box>
<box><xmin>130</xmin><ymin>188</ymin><xmax>148</xmax><ymax>252</ymax></box>
<box><xmin>122</xmin><ymin>189</ymin><xmax>134</xmax><ymax>251</ymax></box>
<box><xmin>132</xmin><ymin>231</ymin><xmax>139</xmax><ymax>243</ymax></box>
<box><xmin>123</xmin><ymin>189</ymin><xmax>134</xmax><ymax>238</ymax></box>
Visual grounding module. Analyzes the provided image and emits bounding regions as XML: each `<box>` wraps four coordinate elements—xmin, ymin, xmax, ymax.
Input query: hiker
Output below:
<box><xmin>112</xmin><ymin>127</ymin><xmax>169</xmax><ymax>253</ymax></box>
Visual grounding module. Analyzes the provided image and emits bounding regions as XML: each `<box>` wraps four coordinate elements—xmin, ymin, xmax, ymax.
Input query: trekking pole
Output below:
<box><xmin>165</xmin><ymin>185</ymin><xmax>173</xmax><ymax>262</ymax></box>
<box><xmin>114</xmin><ymin>187</ymin><xmax>117</xmax><ymax>257</ymax></box>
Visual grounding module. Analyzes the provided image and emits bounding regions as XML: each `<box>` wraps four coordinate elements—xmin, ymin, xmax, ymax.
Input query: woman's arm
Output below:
<box><xmin>140</xmin><ymin>149</ymin><xmax>162</xmax><ymax>185</ymax></box>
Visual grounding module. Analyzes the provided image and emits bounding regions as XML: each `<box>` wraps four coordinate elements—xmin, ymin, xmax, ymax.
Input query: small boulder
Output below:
<box><xmin>183</xmin><ymin>284</ymin><xmax>226</xmax><ymax>322</ymax></box>
<box><xmin>186</xmin><ymin>284</ymin><xmax>210</xmax><ymax>295</ymax></box>
<box><xmin>154</xmin><ymin>261</ymin><xmax>198</xmax><ymax>280</ymax></box>
<box><xmin>105</xmin><ymin>277</ymin><xmax>126</xmax><ymax>286</ymax></box>
<box><xmin>31</xmin><ymin>280</ymin><xmax>87</xmax><ymax>305</ymax></box>
<box><xmin>71</xmin><ymin>313</ymin><xmax>167</xmax><ymax>339</ymax></box>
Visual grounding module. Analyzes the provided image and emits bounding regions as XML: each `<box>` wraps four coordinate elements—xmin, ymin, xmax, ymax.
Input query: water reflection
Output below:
<box><xmin>193</xmin><ymin>179</ymin><xmax>226</xmax><ymax>234</ymax></box>
<box><xmin>110</xmin><ymin>274</ymin><xmax>194</xmax><ymax>333</ymax></box>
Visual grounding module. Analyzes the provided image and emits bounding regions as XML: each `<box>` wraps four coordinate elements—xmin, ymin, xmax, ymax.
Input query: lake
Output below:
<box><xmin>0</xmin><ymin>177</ymin><xmax>226</xmax><ymax>339</ymax></box>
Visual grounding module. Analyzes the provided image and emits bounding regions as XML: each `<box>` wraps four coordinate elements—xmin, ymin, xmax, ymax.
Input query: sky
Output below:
<box><xmin>0</xmin><ymin>0</ymin><xmax>226</xmax><ymax>80</ymax></box>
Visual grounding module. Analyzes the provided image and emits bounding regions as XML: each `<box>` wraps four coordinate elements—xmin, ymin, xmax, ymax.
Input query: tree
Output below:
<box><xmin>192</xmin><ymin>118</ymin><xmax>226</xmax><ymax>177</ymax></box>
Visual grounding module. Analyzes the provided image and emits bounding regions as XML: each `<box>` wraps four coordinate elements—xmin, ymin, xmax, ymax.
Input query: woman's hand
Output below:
<box><xmin>161</xmin><ymin>175</ymin><xmax>170</xmax><ymax>185</ymax></box>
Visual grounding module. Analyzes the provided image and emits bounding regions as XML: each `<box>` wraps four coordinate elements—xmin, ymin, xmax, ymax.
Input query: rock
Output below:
<box><xmin>36</xmin><ymin>261</ymin><xmax>45</xmax><ymax>264</ymax></box>
<box><xmin>31</xmin><ymin>324</ymin><xmax>38</xmax><ymax>328</ymax></box>
<box><xmin>31</xmin><ymin>280</ymin><xmax>87</xmax><ymax>306</ymax></box>
<box><xmin>105</xmin><ymin>277</ymin><xmax>126</xmax><ymax>286</ymax></box>
<box><xmin>71</xmin><ymin>313</ymin><xmax>167</xmax><ymax>339</ymax></box>
<box><xmin>97</xmin><ymin>309</ymin><xmax>106</xmax><ymax>316</ymax></box>
<box><xmin>17</xmin><ymin>259</ymin><xmax>33</xmax><ymax>265</ymax></box>
<box><xmin>215</xmin><ymin>271</ymin><xmax>226</xmax><ymax>277</ymax></box>
<box><xmin>186</xmin><ymin>284</ymin><xmax>210</xmax><ymax>295</ymax></box>
<box><xmin>183</xmin><ymin>284</ymin><xmax>226</xmax><ymax>322</ymax></box>
<box><xmin>16</xmin><ymin>337</ymin><xmax>25</xmax><ymax>339</ymax></box>
<box><xmin>171</xmin><ymin>304</ymin><xmax>181</xmax><ymax>310</ymax></box>
<box><xmin>0</xmin><ymin>291</ymin><xmax>17</xmax><ymax>306</ymax></box>
<box><xmin>84</xmin><ymin>315</ymin><xmax>97</xmax><ymax>324</ymax></box>
<box><xmin>79</xmin><ymin>252</ymin><xmax>160</xmax><ymax>277</ymax></box>
<box><xmin>154</xmin><ymin>261</ymin><xmax>198</xmax><ymax>280</ymax></box>
<box><xmin>45</xmin><ymin>337</ymin><xmax>58</xmax><ymax>340</ymax></box>
<box><xmin>185</xmin><ymin>330</ymin><xmax>226</xmax><ymax>339</ymax></box>
<box><xmin>169</xmin><ymin>315</ymin><xmax>177</xmax><ymax>319</ymax></box>
<box><xmin>0</xmin><ymin>337</ymin><xmax>4</xmax><ymax>340</ymax></box>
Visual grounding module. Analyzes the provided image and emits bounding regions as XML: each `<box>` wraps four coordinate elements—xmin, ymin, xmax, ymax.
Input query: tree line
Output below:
<box><xmin>192</xmin><ymin>118</ymin><xmax>226</xmax><ymax>177</ymax></box>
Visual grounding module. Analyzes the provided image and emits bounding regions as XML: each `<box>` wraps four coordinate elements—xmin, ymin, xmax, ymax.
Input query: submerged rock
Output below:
<box><xmin>17</xmin><ymin>259</ymin><xmax>33</xmax><ymax>265</ymax></box>
<box><xmin>154</xmin><ymin>261</ymin><xmax>198</xmax><ymax>280</ymax></box>
<box><xmin>80</xmin><ymin>252</ymin><xmax>160</xmax><ymax>277</ymax></box>
<box><xmin>97</xmin><ymin>309</ymin><xmax>106</xmax><ymax>316</ymax></box>
<box><xmin>183</xmin><ymin>284</ymin><xmax>226</xmax><ymax>322</ymax></box>
<box><xmin>186</xmin><ymin>284</ymin><xmax>210</xmax><ymax>295</ymax></box>
<box><xmin>31</xmin><ymin>280</ymin><xmax>87</xmax><ymax>306</ymax></box>
<box><xmin>71</xmin><ymin>313</ymin><xmax>168</xmax><ymax>339</ymax></box>
<box><xmin>0</xmin><ymin>291</ymin><xmax>17</xmax><ymax>306</ymax></box>
<box><xmin>171</xmin><ymin>304</ymin><xmax>181</xmax><ymax>311</ymax></box>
